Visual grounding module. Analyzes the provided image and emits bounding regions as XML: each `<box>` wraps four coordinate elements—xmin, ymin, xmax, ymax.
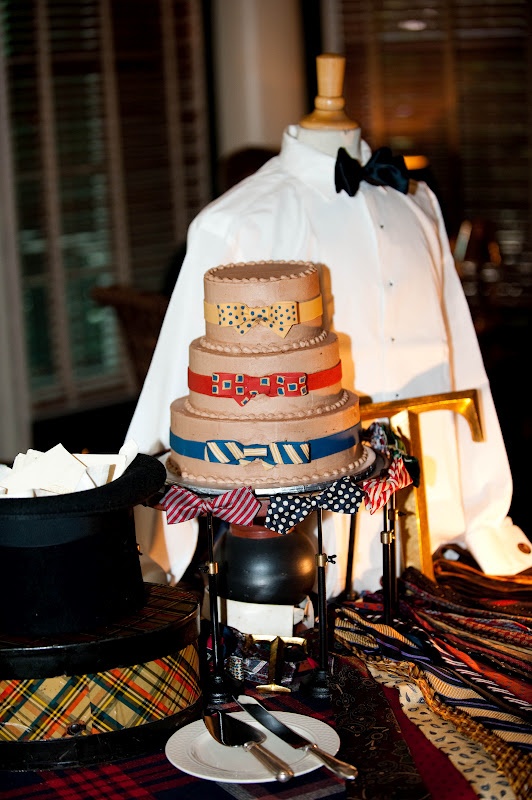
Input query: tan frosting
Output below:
<box><xmin>166</xmin><ymin>445</ymin><xmax>375</xmax><ymax>489</ymax></box>
<box><xmin>169</xmin><ymin>388</ymin><xmax>370</xmax><ymax>488</ymax></box>
<box><xmin>205</xmin><ymin>261</ymin><xmax>321</xmax><ymax>284</ymax></box>
<box><xmin>204</xmin><ymin>261</ymin><xmax>323</xmax><ymax>347</ymax></box>
<box><xmin>198</xmin><ymin>328</ymin><xmax>329</xmax><ymax>354</ymax></box>
<box><xmin>169</xmin><ymin>260</ymin><xmax>368</xmax><ymax>490</ymax></box>
<box><xmin>187</xmin><ymin>331</ymin><xmax>343</xmax><ymax>415</ymax></box>
<box><xmin>172</xmin><ymin>389</ymin><xmax>358</xmax><ymax>427</ymax></box>
<box><xmin>182</xmin><ymin>393</ymin><xmax>353</xmax><ymax>420</ymax></box>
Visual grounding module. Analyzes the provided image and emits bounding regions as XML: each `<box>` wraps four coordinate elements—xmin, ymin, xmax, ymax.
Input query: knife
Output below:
<box><xmin>203</xmin><ymin>710</ymin><xmax>294</xmax><ymax>782</ymax></box>
<box><xmin>234</xmin><ymin>695</ymin><xmax>358</xmax><ymax>781</ymax></box>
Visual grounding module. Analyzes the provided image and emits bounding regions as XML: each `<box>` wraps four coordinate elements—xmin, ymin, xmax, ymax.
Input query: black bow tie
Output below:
<box><xmin>335</xmin><ymin>146</ymin><xmax>410</xmax><ymax>197</ymax></box>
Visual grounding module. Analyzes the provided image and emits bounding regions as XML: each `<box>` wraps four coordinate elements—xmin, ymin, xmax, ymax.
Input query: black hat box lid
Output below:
<box><xmin>0</xmin><ymin>453</ymin><xmax>167</xmax><ymax>638</ymax></box>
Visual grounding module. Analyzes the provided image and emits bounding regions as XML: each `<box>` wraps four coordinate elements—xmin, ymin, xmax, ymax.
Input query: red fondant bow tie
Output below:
<box><xmin>204</xmin><ymin>370</ymin><xmax>307</xmax><ymax>405</ymax></box>
<box><xmin>188</xmin><ymin>363</ymin><xmax>342</xmax><ymax>406</ymax></box>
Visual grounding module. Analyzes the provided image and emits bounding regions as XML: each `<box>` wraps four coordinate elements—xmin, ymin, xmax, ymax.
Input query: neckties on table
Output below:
<box><xmin>335</xmin><ymin>146</ymin><xmax>410</xmax><ymax>197</ymax></box>
<box><xmin>330</xmin><ymin>652</ymin><xmax>431</xmax><ymax>799</ymax></box>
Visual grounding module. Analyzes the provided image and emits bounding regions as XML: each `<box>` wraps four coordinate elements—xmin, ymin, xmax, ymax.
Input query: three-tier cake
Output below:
<box><xmin>167</xmin><ymin>261</ymin><xmax>375</xmax><ymax>489</ymax></box>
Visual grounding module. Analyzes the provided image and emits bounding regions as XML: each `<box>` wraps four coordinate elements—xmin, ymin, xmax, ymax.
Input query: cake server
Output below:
<box><xmin>202</xmin><ymin>710</ymin><xmax>294</xmax><ymax>782</ymax></box>
<box><xmin>234</xmin><ymin>695</ymin><xmax>358</xmax><ymax>781</ymax></box>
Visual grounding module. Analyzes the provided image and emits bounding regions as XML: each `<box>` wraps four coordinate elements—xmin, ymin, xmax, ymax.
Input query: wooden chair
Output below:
<box><xmin>91</xmin><ymin>285</ymin><xmax>169</xmax><ymax>389</ymax></box>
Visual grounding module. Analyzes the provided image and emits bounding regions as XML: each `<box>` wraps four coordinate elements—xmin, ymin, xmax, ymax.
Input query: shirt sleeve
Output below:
<box><xmin>415</xmin><ymin>184</ymin><xmax>530</xmax><ymax>574</ymax></box>
<box><xmin>125</xmin><ymin>215</ymin><xmax>239</xmax><ymax>454</ymax></box>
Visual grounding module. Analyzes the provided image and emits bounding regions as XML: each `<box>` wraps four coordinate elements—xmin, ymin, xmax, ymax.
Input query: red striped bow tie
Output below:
<box><xmin>360</xmin><ymin>454</ymin><xmax>413</xmax><ymax>513</ymax></box>
<box><xmin>160</xmin><ymin>485</ymin><xmax>261</xmax><ymax>525</ymax></box>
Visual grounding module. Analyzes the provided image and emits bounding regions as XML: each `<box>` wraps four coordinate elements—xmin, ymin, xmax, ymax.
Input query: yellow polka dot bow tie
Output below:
<box><xmin>213</xmin><ymin>302</ymin><xmax>298</xmax><ymax>337</ymax></box>
<box><xmin>204</xmin><ymin>294</ymin><xmax>323</xmax><ymax>338</ymax></box>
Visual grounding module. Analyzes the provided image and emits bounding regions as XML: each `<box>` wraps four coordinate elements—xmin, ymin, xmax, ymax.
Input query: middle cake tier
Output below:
<box><xmin>186</xmin><ymin>329</ymin><xmax>344</xmax><ymax>415</ymax></box>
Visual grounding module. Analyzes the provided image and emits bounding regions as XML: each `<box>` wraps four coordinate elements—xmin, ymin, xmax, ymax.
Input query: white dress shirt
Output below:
<box><xmin>127</xmin><ymin>124</ymin><xmax>531</xmax><ymax>593</ymax></box>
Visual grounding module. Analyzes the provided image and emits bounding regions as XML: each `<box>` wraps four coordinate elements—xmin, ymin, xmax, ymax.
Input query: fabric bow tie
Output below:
<box><xmin>335</xmin><ymin>146</ymin><xmax>410</xmax><ymax>197</ymax></box>
<box><xmin>160</xmin><ymin>485</ymin><xmax>261</xmax><ymax>525</ymax></box>
<box><xmin>265</xmin><ymin>477</ymin><xmax>365</xmax><ymax>534</ymax></box>
<box><xmin>364</xmin><ymin>420</ymin><xmax>420</xmax><ymax>487</ymax></box>
<box><xmin>360</xmin><ymin>454</ymin><xmax>413</xmax><ymax>513</ymax></box>
<box><xmin>205</xmin><ymin>439</ymin><xmax>310</xmax><ymax>467</ymax></box>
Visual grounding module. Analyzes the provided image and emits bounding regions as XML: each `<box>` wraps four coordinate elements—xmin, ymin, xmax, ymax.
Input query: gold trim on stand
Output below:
<box><xmin>360</xmin><ymin>389</ymin><xmax>484</xmax><ymax>580</ymax></box>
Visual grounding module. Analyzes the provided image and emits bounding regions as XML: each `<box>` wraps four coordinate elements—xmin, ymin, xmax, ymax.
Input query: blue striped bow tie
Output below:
<box><xmin>205</xmin><ymin>439</ymin><xmax>310</xmax><ymax>466</ymax></box>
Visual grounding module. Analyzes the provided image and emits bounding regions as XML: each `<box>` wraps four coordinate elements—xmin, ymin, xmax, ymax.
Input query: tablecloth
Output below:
<box><xmin>2</xmin><ymin>561</ymin><xmax>530</xmax><ymax>800</ymax></box>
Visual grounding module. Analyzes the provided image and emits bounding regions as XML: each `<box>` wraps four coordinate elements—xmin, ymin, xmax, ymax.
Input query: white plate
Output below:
<box><xmin>165</xmin><ymin>710</ymin><xmax>340</xmax><ymax>784</ymax></box>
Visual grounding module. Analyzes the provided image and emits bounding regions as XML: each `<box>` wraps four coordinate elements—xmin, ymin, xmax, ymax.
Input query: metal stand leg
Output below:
<box><xmin>381</xmin><ymin>498</ymin><xmax>397</xmax><ymax>625</ymax></box>
<box><xmin>204</xmin><ymin>512</ymin><xmax>238</xmax><ymax>704</ymax></box>
<box><xmin>305</xmin><ymin>508</ymin><xmax>331</xmax><ymax>699</ymax></box>
<box><xmin>390</xmin><ymin>495</ymin><xmax>399</xmax><ymax>615</ymax></box>
<box><xmin>344</xmin><ymin>512</ymin><xmax>359</xmax><ymax>601</ymax></box>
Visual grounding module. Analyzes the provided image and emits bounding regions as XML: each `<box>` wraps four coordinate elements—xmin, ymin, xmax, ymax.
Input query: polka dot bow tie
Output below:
<box><xmin>214</xmin><ymin>302</ymin><xmax>298</xmax><ymax>338</ymax></box>
<box><xmin>264</xmin><ymin>477</ymin><xmax>365</xmax><ymax>534</ymax></box>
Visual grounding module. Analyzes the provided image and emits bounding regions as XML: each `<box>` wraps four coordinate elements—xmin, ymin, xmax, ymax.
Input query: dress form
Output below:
<box><xmin>297</xmin><ymin>53</ymin><xmax>362</xmax><ymax>160</ymax></box>
<box><xmin>126</xmin><ymin>50</ymin><xmax>531</xmax><ymax>594</ymax></box>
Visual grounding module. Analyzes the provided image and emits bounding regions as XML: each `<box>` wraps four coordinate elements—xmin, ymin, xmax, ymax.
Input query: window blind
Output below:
<box><xmin>0</xmin><ymin>0</ymin><xmax>211</xmax><ymax>417</ymax></box>
<box><xmin>326</xmin><ymin>0</ymin><xmax>531</xmax><ymax>264</ymax></box>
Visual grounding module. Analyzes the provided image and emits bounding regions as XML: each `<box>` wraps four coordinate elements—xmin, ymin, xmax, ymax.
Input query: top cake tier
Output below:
<box><xmin>203</xmin><ymin>261</ymin><xmax>324</xmax><ymax>346</ymax></box>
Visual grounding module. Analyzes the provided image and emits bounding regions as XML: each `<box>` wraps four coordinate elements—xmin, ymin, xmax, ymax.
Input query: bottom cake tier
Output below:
<box><xmin>168</xmin><ymin>390</ymin><xmax>376</xmax><ymax>489</ymax></box>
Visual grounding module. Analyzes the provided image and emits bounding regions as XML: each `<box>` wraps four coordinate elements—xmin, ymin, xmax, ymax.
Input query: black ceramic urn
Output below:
<box><xmin>214</xmin><ymin>522</ymin><xmax>317</xmax><ymax>605</ymax></box>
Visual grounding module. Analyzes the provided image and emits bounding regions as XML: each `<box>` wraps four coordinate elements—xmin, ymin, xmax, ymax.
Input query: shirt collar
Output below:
<box><xmin>279</xmin><ymin>124</ymin><xmax>373</xmax><ymax>200</ymax></box>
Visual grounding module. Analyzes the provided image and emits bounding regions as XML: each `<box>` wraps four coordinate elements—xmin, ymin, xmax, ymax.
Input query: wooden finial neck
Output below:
<box><xmin>299</xmin><ymin>53</ymin><xmax>358</xmax><ymax>131</ymax></box>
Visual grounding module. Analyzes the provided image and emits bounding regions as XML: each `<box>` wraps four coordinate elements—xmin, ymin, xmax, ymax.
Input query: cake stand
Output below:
<box><xmin>159</xmin><ymin>448</ymin><xmax>397</xmax><ymax>703</ymax></box>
